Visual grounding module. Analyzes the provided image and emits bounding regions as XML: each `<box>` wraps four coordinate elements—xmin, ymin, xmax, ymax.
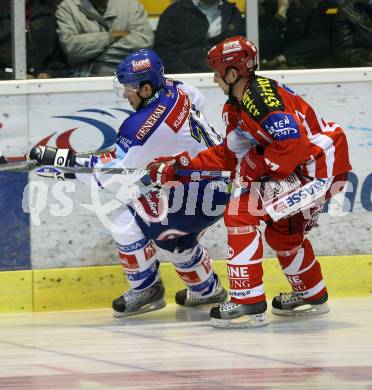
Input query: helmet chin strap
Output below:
<box><xmin>135</xmin><ymin>84</ymin><xmax>164</xmax><ymax>111</ymax></box>
<box><xmin>228</xmin><ymin>83</ymin><xmax>236</xmax><ymax>100</ymax></box>
<box><xmin>135</xmin><ymin>91</ymin><xmax>147</xmax><ymax>111</ymax></box>
<box><xmin>222</xmin><ymin>75</ymin><xmax>241</xmax><ymax>100</ymax></box>
<box><xmin>224</xmin><ymin>72</ymin><xmax>254</xmax><ymax>101</ymax></box>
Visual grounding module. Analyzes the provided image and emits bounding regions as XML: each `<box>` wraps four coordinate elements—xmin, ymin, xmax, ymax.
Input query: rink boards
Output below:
<box><xmin>0</xmin><ymin>255</ymin><xmax>371</xmax><ymax>313</ymax></box>
<box><xmin>0</xmin><ymin>68</ymin><xmax>371</xmax><ymax>312</ymax></box>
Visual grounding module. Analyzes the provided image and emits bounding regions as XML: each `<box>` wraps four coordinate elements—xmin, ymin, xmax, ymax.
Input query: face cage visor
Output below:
<box><xmin>113</xmin><ymin>76</ymin><xmax>141</xmax><ymax>99</ymax></box>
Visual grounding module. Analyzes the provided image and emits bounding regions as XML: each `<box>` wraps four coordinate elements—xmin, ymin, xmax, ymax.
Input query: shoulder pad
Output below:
<box><xmin>241</xmin><ymin>77</ymin><xmax>284</xmax><ymax>121</ymax></box>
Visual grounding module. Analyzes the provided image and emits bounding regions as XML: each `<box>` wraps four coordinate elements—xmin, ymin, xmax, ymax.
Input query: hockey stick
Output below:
<box><xmin>0</xmin><ymin>160</ymin><xmax>232</xmax><ymax>179</ymax></box>
<box><xmin>0</xmin><ymin>146</ymin><xmax>116</xmax><ymax>173</ymax></box>
<box><xmin>0</xmin><ymin>160</ymin><xmax>38</xmax><ymax>172</ymax></box>
<box><xmin>35</xmin><ymin>166</ymin><xmax>232</xmax><ymax>179</ymax></box>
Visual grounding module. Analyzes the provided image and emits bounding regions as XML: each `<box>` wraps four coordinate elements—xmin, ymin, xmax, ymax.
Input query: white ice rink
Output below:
<box><xmin>0</xmin><ymin>297</ymin><xmax>372</xmax><ymax>390</ymax></box>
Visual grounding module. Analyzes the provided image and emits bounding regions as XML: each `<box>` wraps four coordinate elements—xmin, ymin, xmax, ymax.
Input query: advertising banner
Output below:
<box><xmin>0</xmin><ymin>72</ymin><xmax>371</xmax><ymax>270</ymax></box>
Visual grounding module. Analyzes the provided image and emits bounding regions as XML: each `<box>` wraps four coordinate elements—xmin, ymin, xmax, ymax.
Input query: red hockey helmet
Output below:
<box><xmin>207</xmin><ymin>36</ymin><xmax>258</xmax><ymax>78</ymax></box>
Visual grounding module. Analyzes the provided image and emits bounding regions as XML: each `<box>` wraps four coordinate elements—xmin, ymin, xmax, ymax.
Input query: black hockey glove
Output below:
<box><xmin>28</xmin><ymin>146</ymin><xmax>76</xmax><ymax>167</ymax></box>
<box><xmin>27</xmin><ymin>146</ymin><xmax>76</xmax><ymax>180</ymax></box>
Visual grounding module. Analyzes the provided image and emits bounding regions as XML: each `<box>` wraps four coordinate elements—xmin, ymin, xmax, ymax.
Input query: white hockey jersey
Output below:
<box><xmin>75</xmin><ymin>79</ymin><xmax>222</xmax><ymax>190</ymax></box>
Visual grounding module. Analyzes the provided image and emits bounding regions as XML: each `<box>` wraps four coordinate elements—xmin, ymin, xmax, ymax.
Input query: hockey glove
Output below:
<box><xmin>27</xmin><ymin>146</ymin><xmax>76</xmax><ymax>180</ymax></box>
<box><xmin>147</xmin><ymin>151</ymin><xmax>194</xmax><ymax>185</ymax></box>
<box><xmin>239</xmin><ymin>145</ymin><xmax>268</xmax><ymax>182</ymax></box>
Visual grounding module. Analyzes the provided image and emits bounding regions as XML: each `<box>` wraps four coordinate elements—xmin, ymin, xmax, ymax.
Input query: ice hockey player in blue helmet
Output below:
<box><xmin>28</xmin><ymin>48</ymin><xmax>230</xmax><ymax>317</ymax></box>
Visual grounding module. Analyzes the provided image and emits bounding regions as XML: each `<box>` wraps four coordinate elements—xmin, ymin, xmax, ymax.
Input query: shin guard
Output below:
<box><xmin>227</xmin><ymin>226</ymin><xmax>265</xmax><ymax>304</ymax></box>
<box><xmin>276</xmin><ymin>239</ymin><xmax>327</xmax><ymax>300</ymax></box>
<box><xmin>172</xmin><ymin>244</ymin><xmax>216</xmax><ymax>296</ymax></box>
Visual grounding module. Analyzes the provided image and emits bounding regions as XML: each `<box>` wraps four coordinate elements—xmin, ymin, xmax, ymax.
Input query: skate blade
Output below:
<box><xmin>113</xmin><ymin>298</ymin><xmax>166</xmax><ymax>318</ymax></box>
<box><xmin>210</xmin><ymin>313</ymin><xmax>268</xmax><ymax>329</ymax></box>
<box><xmin>271</xmin><ymin>302</ymin><xmax>330</xmax><ymax>317</ymax></box>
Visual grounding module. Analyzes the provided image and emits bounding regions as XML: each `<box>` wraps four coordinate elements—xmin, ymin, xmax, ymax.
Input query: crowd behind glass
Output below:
<box><xmin>0</xmin><ymin>0</ymin><xmax>371</xmax><ymax>81</ymax></box>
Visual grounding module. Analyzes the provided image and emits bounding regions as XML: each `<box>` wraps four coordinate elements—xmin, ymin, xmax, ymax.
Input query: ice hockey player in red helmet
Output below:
<box><xmin>148</xmin><ymin>36</ymin><xmax>352</xmax><ymax>328</ymax></box>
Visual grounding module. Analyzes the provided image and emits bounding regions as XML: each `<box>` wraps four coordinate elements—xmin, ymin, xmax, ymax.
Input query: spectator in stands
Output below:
<box><xmin>0</xmin><ymin>0</ymin><xmax>67</xmax><ymax>80</ymax></box>
<box><xmin>0</xmin><ymin>1</ymin><xmax>12</xmax><ymax>80</ymax></box>
<box><xmin>154</xmin><ymin>0</ymin><xmax>245</xmax><ymax>74</ymax></box>
<box><xmin>56</xmin><ymin>0</ymin><xmax>154</xmax><ymax>77</ymax></box>
<box><xmin>333</xmin><ymin>0</ymin><xmax>372</xmax><ymax>67</ymax></box>
<box><xmin>259</xmin><ymin>0</ymin><xmax>341</xmax><ymax>69</ymax></box>
<box><xmin>27</xmin><ymin>0</ymin><xmax>69</xmax><ymax>78</ymax></box>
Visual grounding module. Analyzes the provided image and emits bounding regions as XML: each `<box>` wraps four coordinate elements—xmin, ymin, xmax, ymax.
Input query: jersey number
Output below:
<box><xmin>188</xmin><ymin>112</ymin><xmax>216</xmax><ymax>148</ymax></box>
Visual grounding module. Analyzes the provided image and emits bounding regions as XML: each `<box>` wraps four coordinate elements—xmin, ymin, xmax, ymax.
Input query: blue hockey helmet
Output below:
<box><xmin>116</xmin><ymin>49</ymin><xmax>164</xmax><ymax>89</ymax></box>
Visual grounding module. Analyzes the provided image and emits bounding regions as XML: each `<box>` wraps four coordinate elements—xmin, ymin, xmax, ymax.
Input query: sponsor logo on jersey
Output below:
<box><xmin>144</xmin><ymin>242</ymin><xmax>156</xmax><ymax>261</ymax></box>
<box><xmin>136</xmin><ymin>188</ymin><xmax>168</xmax><ymax>220</ymax></box>
<box><xmin>256</xmin><ymin>77</ymin><xmax>283</xmax><ymax>109</ymax></box>
<box><xmin>119</xmin><ymin>252</ymin><xmax>139</xmax><ymax>269</ymax></box>
<box><xmin>227</xmin><ymin>245</ymin><xmax>234</xmax><ymax>259</ymax></box>
<box><xmin>136</xmin><ymin>104</ymin><xmax>167</xmax><ymax>140</ymax></box>
<box><xmin>144</xmin><ymin>191</ymin><xmax>160</xmax><ymax>216</ymax></box>
<box><xmin>176</xmin><ymin>270</ymin><xmax>201</xmax><ymax>284</ymax></box>
<box><xmin>285</xmin><ymin>178</ymin><xmax>330</xmax><ymax>208</ymax></box>
<box><xmin>228</xmin><ymin>264</ymin><xmax>250</xmax><ymax>278</ymax></box>
<box><xmin>286</xmin><ymin>275</ymin><xmax>307</xmax><ymax>291</ymax></box>
<box><xmin>222</xmin><ymin>40</ymin><xmax>242</xmax><ymax>54</ymax></box>
<box><xmin>132</xmin><ymin>58</ymin><xmax>152</xmax><ymax>72</ymax></box>
<box><xmin>229</xmin><ymin>279</ymin><xmax>251</xmax><ymax>289</ymax></box>
<box><xmin>201</xmin><ymin>255</ymin><xmax>212</xmax><ymax>274</ymax></box>
<box><xmin>165</xmin><ymin>89</ymin><xmax>190</xmax><ymax>133</ymax></box>
<box><xmin>179</xmin><ymin>156</ymin><xmax>189</xmax><ymax>166</ymax></box>
<box><xmin>262</xmin><ymin>113</ymin><xmax>300</xmax><ymax>141</ymax></box>
<box><xmin>242</xmin><ymin>88</ymin><xmax>261</xmax><ymax>117</ymax></box>
<box><xmin>241</xmin><ymin>78</ymin><xmax>285</xmax><ymax>120</ymax></box>
<box><xmin>230</xmin><ymin>290</ymin><xmax>252</xmax><ymax>298</ymax></box>
<box><xmin>116</xmin><ymin>135</ymin><xmax>132</xmax><ymax>152</ymax></box>
<box><xmin>116</xmin><ymin>238</ymin><xmax>148</xmax><ymax>252</ymax></box>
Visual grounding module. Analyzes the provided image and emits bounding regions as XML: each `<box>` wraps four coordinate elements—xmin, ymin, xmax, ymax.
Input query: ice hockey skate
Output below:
<box><xmin>112</xmin><ymin>281</ymin><xmax>166</xmax><ymax>317</ymax></box>
<box><xmin>271</xmin><ymin>292</ymin><xmax>329</xmax><ymax>316</ymax></box>
<box><xmin>175</xmin><ymin>277</ymin><xmax>228</xmax><ymax>307</ymax></box>
<box><xmin>210</xmin><ymin>300</ymin><xmax>268</xmax><ymax>328</ymax></box>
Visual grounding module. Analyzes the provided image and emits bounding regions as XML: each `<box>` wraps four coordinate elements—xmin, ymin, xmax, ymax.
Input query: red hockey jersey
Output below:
<box><xmin>191</xmin><ymin>76</ymin><xmax>352</xmax><ymax>180</ymax></box>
